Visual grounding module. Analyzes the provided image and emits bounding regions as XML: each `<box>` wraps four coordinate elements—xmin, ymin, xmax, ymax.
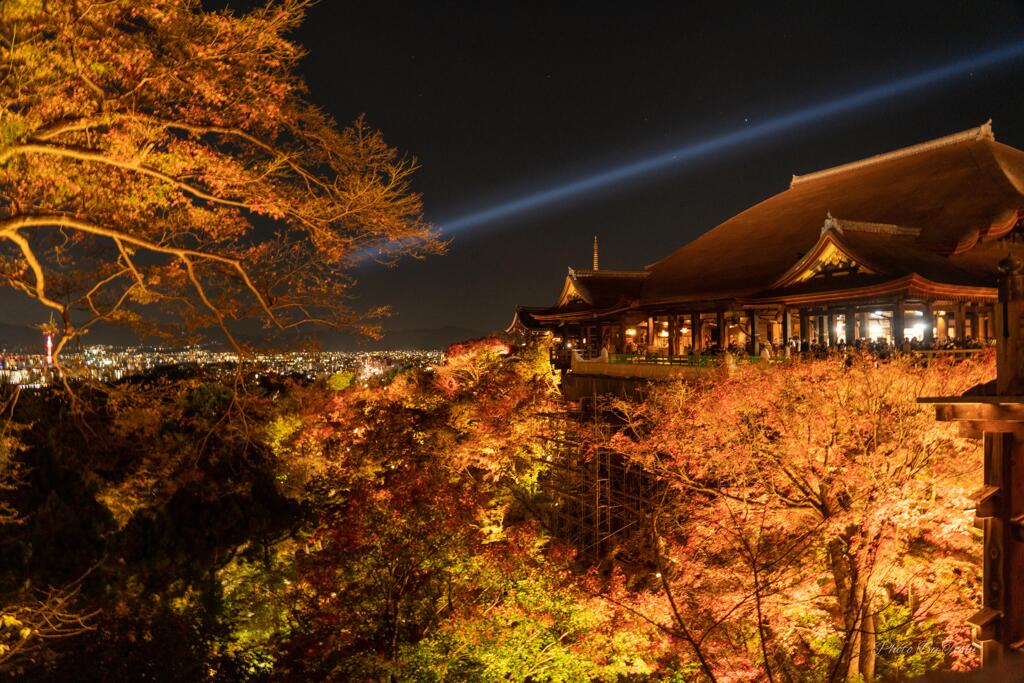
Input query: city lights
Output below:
<box><xmin>0</xmin><ymin>346</ymin><xmax>442</xmax><ymax>388</ymax></box>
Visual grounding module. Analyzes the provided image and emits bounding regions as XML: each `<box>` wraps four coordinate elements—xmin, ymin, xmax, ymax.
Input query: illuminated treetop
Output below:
<box><xmin>0</xmin><ymin>0</ymin><xmax>441</xmax><ymax>357</ymax></box>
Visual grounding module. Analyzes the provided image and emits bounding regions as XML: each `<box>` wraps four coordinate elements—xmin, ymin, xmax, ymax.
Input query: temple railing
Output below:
<box><xmin>911</xmin><ymin>348</ymin><xmax>989</xmax><ymax>357</ymax></box>
<box><xmin>606</xmin><ymin>353</ymin><xmax>791</xmax><ymax>366</ymax></box>
<box><xmin>569</xmin><ymin>346</ymin><xmax>990</xmax><ymax>378</ymax></box>
<box><xmin>608</xmin><ymin>353</ymin><xmax>719</xmax><ymax>366</ymax></box>
<box><xmin>571</xmin><ymin>349</ymin><xmax>731</xmax><ymax>380</ymax></box>
<box><xmin>605</xmin><ymin>347</ymin><xmax>989</xmax><ymax>363</ymax></box>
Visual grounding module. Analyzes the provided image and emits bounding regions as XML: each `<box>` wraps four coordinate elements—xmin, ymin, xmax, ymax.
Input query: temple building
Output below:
<box><xmin>511</xmin><ymin>122</ymin><xmax>1024</xmax><ymax>363</ymax></box>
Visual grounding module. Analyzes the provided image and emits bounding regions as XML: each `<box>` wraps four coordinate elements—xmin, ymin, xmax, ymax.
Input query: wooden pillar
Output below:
<box><xmin>799</xmin><ymin>309</ymin><xmax>810</xmax><ymax>348</ymax></box>
<box><xmin>937</xmin><ymin>311</ymin><xmax>948</xmax><ymax>342</ymax></box>
<box><xmin>998</xmin><ymin>257</ymin><xmax>1024</xmax><ymax>394</ymax></box>
<box><xmin>922</xmin><ymin>303</ymin><xmax>935</xmax><ymax>344</ymax></box>
<box><xmin>926</xmin><ymin>259</ymin><xmax>1024</xmax><ymax>666</ymax></box>
<box><xmin>717</xmin><ymin>310</ymin><xmax>726</xmax><ymax>348</ymax></box>
<box><xmin>827</xmin><ymin>309</ymin><xmax>837</xmax><ymax>347</ymax></box>
<box><xmin>668</xmin><ymin>315</ymin><xmax>677</xmax><ymax>358</ymax></box>
<box><xmin>816</xmin><ymin>314</ymin><xmax>826</xmax><ymax>345</ymax></box>
<box><xmin>893</xmin><ymin>300</ymin><xmax>905</xmax><ymax>344</ymax></box>
<box><xmin>955</xmin><ymin>303</ymin><xmax>966</xmax><ymax>341</ymax></box>
<box><xmin>781</xmin><ymin>307</ymin><xmax>791</xmax><ymax>346</ymax></box>
<box><xmin>844</xmin><ymin>306</ymin><xmax>856</xmax><ymax>345</ymax></box>
<box><xmin>748</xmin><ymin>310</ymin><xmax>758</xmax><ymax>355</ymax></box>
<box><xmin>691</xmin><ymin>311</ymin><xmax>702</xmax><ymax>354</ymax></box>
<box><xmin>617</xmin><ymin>316</ymin><xmax>627</xmax><ymax>354</ymax></box>
<box><xmin>969</xmin><ymin>306</ymin><xmax>980</xmax><ymax>341</ymax></box>
<box><xmin>973</xmin><ymin>430</ymin><xmax>1024</xmax><ymax>664</ymax></box>
<box><xmin>646</xmin><ymin>316</ymin><xmax>655</xmax><ymax>352</ymax></box>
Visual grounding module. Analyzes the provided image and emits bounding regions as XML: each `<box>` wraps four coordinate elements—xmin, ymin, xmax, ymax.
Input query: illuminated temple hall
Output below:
<box><xmin>511</xmin><ymin>122</ymin><xmax>1024</xmax><ymax>366</ymax></box>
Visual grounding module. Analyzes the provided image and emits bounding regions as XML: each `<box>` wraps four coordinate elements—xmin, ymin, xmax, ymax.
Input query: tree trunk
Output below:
<box><xmin>859</xmin><ymin>599</ymin><xmax>876</xmax><ymax>683</ymax></box>
<box><xmin>826</xmin><ymin>533</ymin><xmax>876</xmax><ymax>682</ymax></box>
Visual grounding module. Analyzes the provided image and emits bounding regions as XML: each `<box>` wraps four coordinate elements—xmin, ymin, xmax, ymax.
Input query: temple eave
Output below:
<box><xmin>743</xmin><ymin>274</ymin><xmax>997</xmax><ymax>307</ymax></box>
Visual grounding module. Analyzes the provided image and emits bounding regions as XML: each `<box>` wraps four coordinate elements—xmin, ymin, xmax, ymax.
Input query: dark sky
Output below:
<box><xmin>8</xmin><ymin>1</ymin><xmax>1024</xmax><ymax>348</ymax></box>
<box><xmin>290</xmin><ymin>0</ymin><xmax>1024</xmax><ymax>341</ymax></box>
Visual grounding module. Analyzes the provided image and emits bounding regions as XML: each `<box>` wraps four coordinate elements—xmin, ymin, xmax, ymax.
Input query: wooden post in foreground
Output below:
<box><xmin>922</xmin><ymin>256</ymin><xmax>1024</xmax><ymax>665</ymax></box>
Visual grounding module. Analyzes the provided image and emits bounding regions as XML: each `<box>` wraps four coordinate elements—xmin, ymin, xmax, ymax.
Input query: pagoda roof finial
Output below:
<box><xmin>822</xmin><ymin>212</ymin><xmax>842</xmax><ymax>235</ymax></box>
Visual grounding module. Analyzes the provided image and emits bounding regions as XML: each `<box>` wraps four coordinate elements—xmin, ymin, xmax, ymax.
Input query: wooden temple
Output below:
<box><xmin>510</xmin><ymin>122</ymin><xmax>1024</xmax><ymax>361</ymax></box>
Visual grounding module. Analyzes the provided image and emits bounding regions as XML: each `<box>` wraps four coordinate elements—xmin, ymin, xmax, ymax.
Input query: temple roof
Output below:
<box><xmin>555</xmin><ymin>269</ymin><xmax>647</xmax><ymax>308</ymax></box>
<box><xmin>745</xmin><ymin>217</ymin><xmax>995</xmax><ymax>303</ymax></box>
<box><xmin>511</xmin><ymin>269</ymin><xmax>647</xmax><ymax>327</ymax></box>
<box><xmin>641</xmin><ymin>122</ymin><xmax>1024</xmax><ymax>304</ymax></box>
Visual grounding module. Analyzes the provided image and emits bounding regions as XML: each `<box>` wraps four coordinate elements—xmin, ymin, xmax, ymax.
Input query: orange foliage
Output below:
<box><xmin>594</xmin><ymin>353</ymin><xmax>994</xmax><ymax>681</ymax></box>
<box><xmin>0</xmin><ymin>0</ymin><xmax>442</xmax><ymax>358</ymax></box>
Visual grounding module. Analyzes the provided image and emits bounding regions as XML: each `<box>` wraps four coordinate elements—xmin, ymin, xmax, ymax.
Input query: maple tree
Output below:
<box><xmin>595</xmin><ymin>353</ymin><xmax>993</xmax><ymax>682</ymax></box>
<box><xmin>0</xmin><ymin>0</ymin><xmax>440</xmax><ymax>360</ymax></box>
<box><xmin>267</xmin><ymin>339</ymin><xmax>641</xmax><ymax>678</ymax></box>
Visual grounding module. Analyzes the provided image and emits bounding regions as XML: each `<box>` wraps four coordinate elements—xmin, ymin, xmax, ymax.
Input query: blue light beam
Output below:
<box><xmin>437</xmin><ymin>40</ymin><xmax>1024</xmax><ymax>235</ymax></box>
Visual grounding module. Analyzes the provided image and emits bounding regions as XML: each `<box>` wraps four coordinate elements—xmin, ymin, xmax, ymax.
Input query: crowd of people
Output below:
<box><xmin>575</xmin><ymin>332</ymin><xmax>992</xmax><ymax>368</ymax></box>
<box><xmin>617</xmin><ymin>335</ymin><xmax>991</xmax><ymax>362</ymax></box>
<box><xmin>734</xmin><ymin>335</ymin><xmax>990</xmax><ymax>361</ymax></box>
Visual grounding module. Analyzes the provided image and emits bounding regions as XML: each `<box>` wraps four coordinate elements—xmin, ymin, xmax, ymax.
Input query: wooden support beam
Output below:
<box><xmin>998</xmin><ymin>258</ymin><xmax>1024</xmax><ymax>395</ymax></box>
<box><xmin>749</xmin><ymin>310</ymin><xmax>759</xmax><ymax>354</ymax></box>
<box><xmin>922</xmin><ymin>257</ymin><xmax>1024</xmax><ymax>667</ymax></box>
<box><xmin>668</xmin><ymin>315</ymin><xmax>677</xmax><ymax>358</ymax></box>
<box><xmin>923</xmin><ymin>302</ymin><xmax>935</xmax><ymax>344</ymax></box>
<box><xmin>691</xmin><ymin>310</ymin><xmax>702</xmax><ymax>354</ymax></box>
<box><xmin>930</xmin><ymin>401</ymin><xmax>1024</xmax><ymax>422</ymax></box>
<box><xmin>893</xmin><ymin>300</ymin><xmax>905</xmax><ymax>344</ymax></box>
<box><xmin>937</xmin><ymin>310</ymin><xmax>949</xmax><ymax>342</ymax></box>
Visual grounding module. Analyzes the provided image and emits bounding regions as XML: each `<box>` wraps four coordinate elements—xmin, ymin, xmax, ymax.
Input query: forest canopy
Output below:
<box><xmin>0</xmin><ymin>343</ymin><xmax>994</xmax><ymax>681</ymax></box>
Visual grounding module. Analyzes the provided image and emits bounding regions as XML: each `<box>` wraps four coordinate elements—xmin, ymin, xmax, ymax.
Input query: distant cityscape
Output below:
<box><xmin>0</xmin><ymin>343</ymin><xmax>443</xmax><ymax>388</ymax></box>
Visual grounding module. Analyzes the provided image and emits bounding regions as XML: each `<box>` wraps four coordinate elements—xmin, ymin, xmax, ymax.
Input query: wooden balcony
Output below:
<box><xmin>569</xmin><ymin>350</ymin><xmax>733</xmax><ymax>381</ymax></box>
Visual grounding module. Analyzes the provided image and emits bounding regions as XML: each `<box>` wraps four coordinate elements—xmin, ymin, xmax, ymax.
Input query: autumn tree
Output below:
<box><xmin>598</xmin><ymin>354</ymin><xmax>993</xmax><ymax>681</ymax></box>
<box><xmin>0</xmin><ymin>0</ymin><xmax>440</xmax><ymax>361</ymax></box>
<box><xmin>260</xmin><ymin>340</ymin><xmax>659</xmax><ymax>680</ymax></box>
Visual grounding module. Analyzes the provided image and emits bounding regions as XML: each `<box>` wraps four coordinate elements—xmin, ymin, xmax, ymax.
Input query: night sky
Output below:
<box><xmin>298</xmin><ymin>0</ymin><xmax>1024</xmax><ymax>345</ymax></box>
<box><xmin>9</xmin><ymin>1</ymin><xmax>1024</xmax><ymax>348</ymax></box>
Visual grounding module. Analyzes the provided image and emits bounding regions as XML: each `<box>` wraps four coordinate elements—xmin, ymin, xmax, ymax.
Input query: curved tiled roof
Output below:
<box><xmin>642</xmin><ymin>123</ymin><xmax>1024</xmax><ymax>304</ymax></box>
<box><xmin>565</xmin><ymin>270</ymin><xmax>647</xmax><ymax>308</ymax></box>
